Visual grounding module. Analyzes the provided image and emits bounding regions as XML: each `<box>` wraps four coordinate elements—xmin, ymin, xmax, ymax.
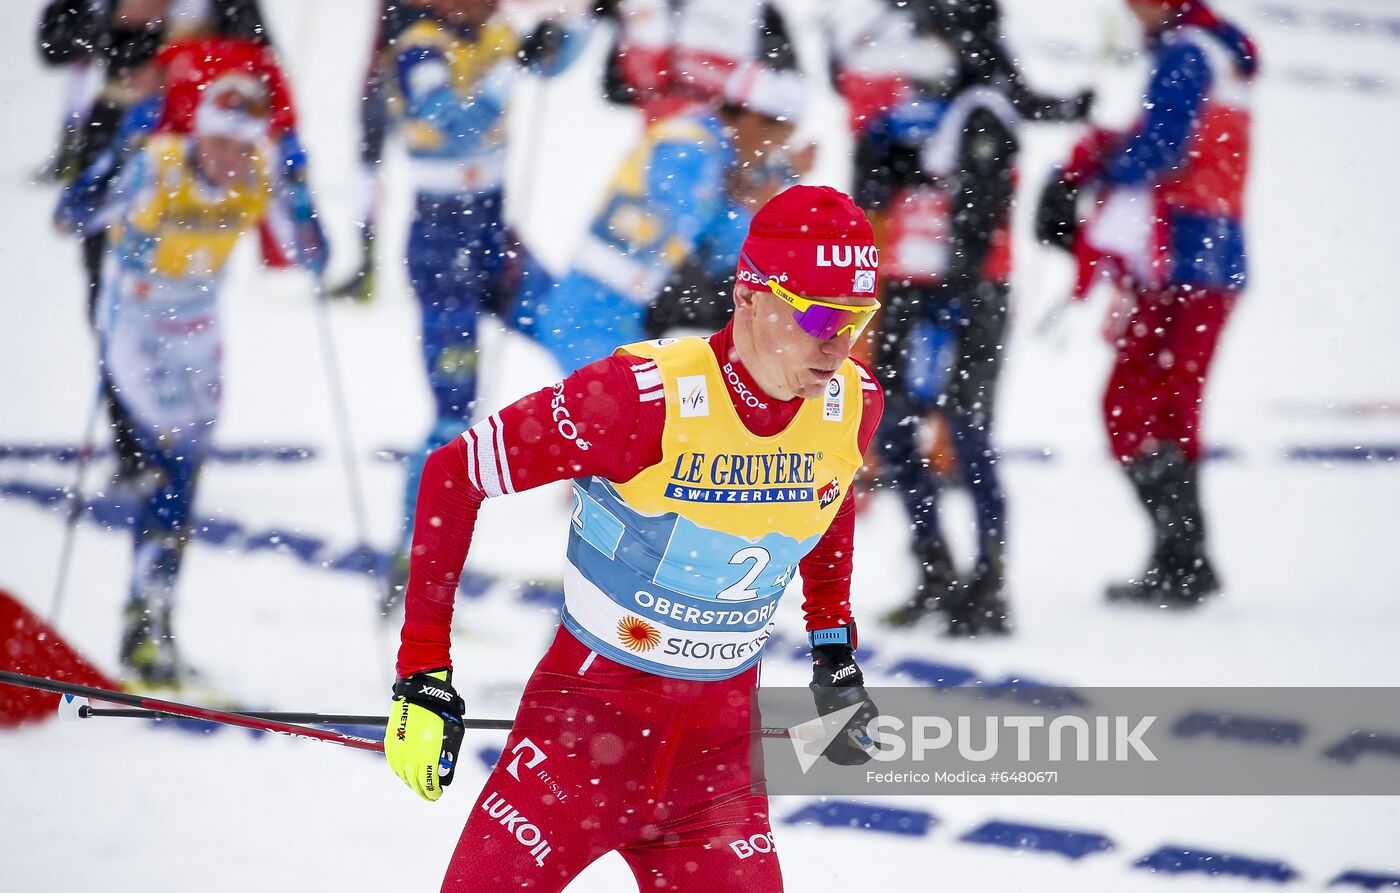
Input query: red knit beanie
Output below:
<box><xmin>737</xmin><ymin>185</ymin><xmax>879</xmax><ymax>301</ymax></box>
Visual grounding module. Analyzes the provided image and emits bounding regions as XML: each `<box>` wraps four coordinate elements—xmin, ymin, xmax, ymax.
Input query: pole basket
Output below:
<box><xmin>0</xmin><ymin>589</ymin><xmax>115</xmax><ymax>728</ymax></box>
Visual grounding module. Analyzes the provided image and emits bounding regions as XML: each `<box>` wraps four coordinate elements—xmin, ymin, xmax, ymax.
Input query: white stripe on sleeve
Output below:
<box><xmin>490</xmin><ymin>413</ymin><xmax>515</xmax><ymax>495</ymax></box>
<box><xmin>460</xmin><ymin>429</ymin><xmax>482</xmax><ymax>491</ymax></box>
<box><xmin>634</xmin><ymin>368</ymin><xmax>663</xmax><ymax>394</ymax></box>
<box><xmin>460</xmin><ymin>417</ymin><xmax>511</xmax><ymax>498</ymax></box>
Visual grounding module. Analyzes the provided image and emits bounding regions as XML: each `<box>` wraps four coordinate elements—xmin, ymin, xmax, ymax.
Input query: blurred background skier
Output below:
<box><xmin>1037</xmin><ymin>0</ymin><xmax>1256</xmax><ymax>608</ymax></box>
<box><xmin>593</xmin><ymin>0</ymin><xmax>820</xmax><ymax>338</ymax></box>
<box><xmin>37</xmin><ymin>0</ymin><xmax>272</xmax><ymax>490</ymax></box>
<box><xmin>831</xmin><ymin>0</ymin><xmax>1092</xmax><ymax>635</ymax></box>
<box><xmin>526</xmin><ymin>60</ymin><xmax>811</xmax><ymax>374</ymax></box>
<box><xmin>59</xmin><ymin>68</ymin><xmax>325</xmax><ymax>688</ymax></box>
<box><xmin>324</xmin><ymin>0</ymin><xmax>428</xmax><ymax>302</ymax></box>
<box><xmin>597</xmin><ymin>0</ymin><xmax>797</xmax><ymax>123</ymax></box>
<box><xmin>384</xmin><ymin>0</ymin><xmax>586</xmax><ymax>606</ymax></box>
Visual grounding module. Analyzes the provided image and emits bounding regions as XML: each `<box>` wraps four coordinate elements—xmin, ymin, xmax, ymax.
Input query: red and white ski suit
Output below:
<box><xmin>397</xmin><ymin>324</ymin><xmax>881</xmax><ymax>891</ymax></box>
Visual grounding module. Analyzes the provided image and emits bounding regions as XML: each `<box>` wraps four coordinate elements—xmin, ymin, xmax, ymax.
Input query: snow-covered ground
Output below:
<box><xmin>3</xmin><ymin>0</ymin><xmax>1399</xmax><ymax>889</ymax></box>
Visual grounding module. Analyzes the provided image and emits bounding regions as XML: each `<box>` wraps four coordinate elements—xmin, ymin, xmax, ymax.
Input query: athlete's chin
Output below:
<box><xmin>793</xmin><ymin>380</ymin><xmax>826</xmax><ymax>401</ymax></box>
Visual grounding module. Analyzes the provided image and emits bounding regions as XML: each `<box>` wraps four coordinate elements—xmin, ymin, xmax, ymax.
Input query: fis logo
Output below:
<box><xmin>506</xmin><ymin>738</ymin><xmax>546</xmax><ymax>781</ymax></box>
<box><xmin>816</xmin><ymin>244</ymin><xmax>879</xmax><ymax>268</ymax></box>
<box><xmin>817</xmin><ymin>478</ymin><xmax>841</xmax><ymax>509</ymax></box>
<box><xmin>677</xmin><ymin>375</ymin><xmax>709</xmax><ymax>418</ymax></box>
<box><xmin>853</xmin><ymin>269</ymin><xmax>876</xmax><ymax>294</ymax></box>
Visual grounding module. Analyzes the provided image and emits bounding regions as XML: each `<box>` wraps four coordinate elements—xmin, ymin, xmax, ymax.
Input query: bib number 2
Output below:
<box><xmin>716</xmin><ymin>547</ymin><xmax>770</xmax><ymax>601</ymax></box>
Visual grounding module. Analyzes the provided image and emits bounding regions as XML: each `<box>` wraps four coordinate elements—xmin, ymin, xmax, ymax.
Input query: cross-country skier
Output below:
<box><xmin>384</xmin><ymin>0</ymin><xmax>586</xmax><ymax>606</ymax></box>
<box><xmin>598</xmin><ymin>0</ymin><xmax>798</xmax><ymax>123</ymax></box>
<box><xmin>39</xmin><ymin>0</ymin><xmax>273</xmax><ymax>488</ymax></box>
<box><xmin>1036</xmin><ymin>0</ymin><xmax>1256</xmax><ymax>607</ymax></box>
<box><xmin>832</xmin><ymin>0</ymin><xmax>1091</xmax><ymax>635</ymax></box>
<box><xmin>384</xmin><ymin>186</ymin><xmax>884</xmax><ymax>891</ymax></box>
<box><xmin>324</xmin><ymin>0</ymin><xmax>430</xmax><ymax>302</ymax></box>
<box><xmin>56</xmin><ymin>34</ymin><xmax>315</xmax><ymax>492</ymax></box>
<box><xmin>591</xmin><ymin>0</ymin><xmax>811</xmax><ymax>337</ymax></box>
<box><xmin>78</xmin><ymin>71</ymin><xmax>324</xmax><ymax>687</ymax></box>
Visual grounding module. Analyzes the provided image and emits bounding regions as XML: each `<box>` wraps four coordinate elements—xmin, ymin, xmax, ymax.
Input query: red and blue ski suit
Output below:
<box><xmin>1065</xmin><ymin>8</ymin><xmax>1258</xmax><ymax>463</ymax></box>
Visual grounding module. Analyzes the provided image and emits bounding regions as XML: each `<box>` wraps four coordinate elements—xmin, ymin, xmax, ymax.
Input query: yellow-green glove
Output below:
<box><xmin>384</xmin><ymin>669</ymin><xmax>465</xmax><ymax>802</ymax></box>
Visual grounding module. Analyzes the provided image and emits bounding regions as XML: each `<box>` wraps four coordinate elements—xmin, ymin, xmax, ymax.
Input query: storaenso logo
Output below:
<box><xmin>665</xmin><ymin>449</ymin><xmax>821</xmax><ymax>504</ymax></box>
<box><xmin>864</xmin><ymin>715</ymin><xmax>1158</xmax><ymax>763</ymax></box>
<box><xmin>480</xmin><ymin>792</ymin><xmax>553</xmax><ymax>867</ymax></box>
<box><xmin>662</xmin><ymin>628</ymin><xmax>772</xmax><ymax>662</ymax></box>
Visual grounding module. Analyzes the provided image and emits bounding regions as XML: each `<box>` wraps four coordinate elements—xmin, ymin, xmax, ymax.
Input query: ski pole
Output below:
<box><xmin>80</xmin><ymin>701</ymin><xmax>795</xmax><ymax>739</ymax></box>
<box><xmin>50</xmin><ymin>381</ymin><xmax>106</xmax><ymax>624</ymax></box>
<box><xmin>311</xmin><ymin>282</ymin><xmax>374</xmax><ymax>554</ymax></box>
<box><xmin>78</xmin><ymin>706</ymin><xmax>510</xmax><ymax>730</ymax></box>
<box><xmin>1033</xmin><ymin>293</ymin><xmax>1075</xmax><ymax>342</ymax></box>
<box><xmin>0</xmin><ymin>670</ymin><xmax>384</xmax><ymax>753</ymax></box>
<box><xmin>2</xmin><ymin>670</ymin><xmax>796</xmax><ymax>741</ymax></box>
<box><xmin>309</xmin><ymin>282</ymin><xmax>394</xmax><ymax>627</ymax></box>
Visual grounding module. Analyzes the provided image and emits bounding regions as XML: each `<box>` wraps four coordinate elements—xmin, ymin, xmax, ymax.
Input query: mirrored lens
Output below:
<box><xmin>791</xmin><ymin>303</ymin><xmax>873</xmax><ymax>340</ymax></box>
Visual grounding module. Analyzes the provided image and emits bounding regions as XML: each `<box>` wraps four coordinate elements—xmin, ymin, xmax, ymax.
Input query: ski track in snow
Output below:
<box><xmin>2</xmin><ymin>0</ymin><xmax>1399</xmax><ymax>889</ymax></box>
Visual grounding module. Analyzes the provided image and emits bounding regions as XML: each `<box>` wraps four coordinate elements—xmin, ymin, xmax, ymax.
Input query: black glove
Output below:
<box><xmin>519</xmin><ymin>19</ymin><xmax>567</xmax><ymax>68</ymax></box>
<box><xmin>808</xmin><ymin>625</ymin><xmax>881</xmax><ymax>766</ymax></box>
<box><xmin>1064</xmin><ymin>88</ymin><xmax>1096</xmax><ymax>122</ymax></box>
<box><xmin>1035</xmin><ymin>173</ymin><xmax>1082</xmax><ymax>253</ymax></box>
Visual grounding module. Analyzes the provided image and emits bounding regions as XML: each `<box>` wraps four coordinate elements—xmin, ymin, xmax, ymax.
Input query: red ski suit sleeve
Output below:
<box><xmin>396</xmin><ymin>328</ymin><xmax>884</xmax><ymax>676</ymax></box>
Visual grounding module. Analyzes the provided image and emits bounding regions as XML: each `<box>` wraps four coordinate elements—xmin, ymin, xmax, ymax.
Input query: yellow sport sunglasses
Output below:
<box><xmin>740</xmin><ymin>253</ymin><xmax>880</xmax><ymax>340</ymax></box>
